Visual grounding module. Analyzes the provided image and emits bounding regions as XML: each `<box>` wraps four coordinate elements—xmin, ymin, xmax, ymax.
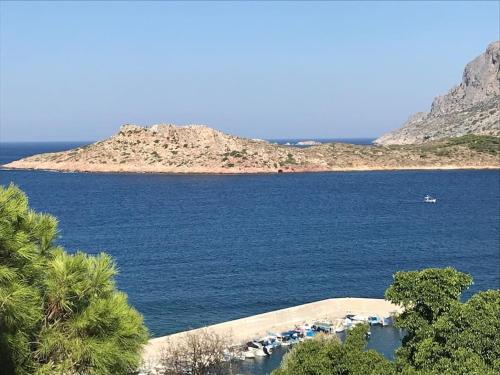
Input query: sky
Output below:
<box><xmin>0</xmin><ymin>1</ymin><xmax>498</xmax><ymax>142</ymax></box>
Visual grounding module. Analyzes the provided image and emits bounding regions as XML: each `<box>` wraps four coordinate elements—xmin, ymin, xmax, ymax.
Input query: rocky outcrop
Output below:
<box><xmin>3</xmin><ymin>124</ymin><xmax>499</xmax><ymax>173</ymax></box>
<box><xmin>375</xmin><ymin>41</ymin><xmax>500</xmax><ymax>145</ymax></box>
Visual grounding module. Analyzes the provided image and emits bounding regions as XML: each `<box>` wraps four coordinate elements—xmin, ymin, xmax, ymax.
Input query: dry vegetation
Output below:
<box><xmin>3</xmin><ymin>125</ymin><xmax>499</xmax><ymax>174</ymax></box>
<box><xmin>145</xmin><ymin>329</ymin><xmax>236</xmax><ymax>375</ymax></box>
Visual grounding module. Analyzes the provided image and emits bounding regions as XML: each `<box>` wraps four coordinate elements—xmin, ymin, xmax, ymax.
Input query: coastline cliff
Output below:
<box><xmin>375</xmin><ymin>41</ymin><xmax>500</xmax><ymax>145</ymax></box>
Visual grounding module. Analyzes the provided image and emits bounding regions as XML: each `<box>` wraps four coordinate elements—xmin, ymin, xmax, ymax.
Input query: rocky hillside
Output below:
<box><xmin>3</xmin><ymin>124</ymin><xmax>499</xmax><ymax>173</ymax></box>
<box><xmin>375</xmin><ymin>41</ymin><xmax>500</xmax><ymax>145</ymax></box>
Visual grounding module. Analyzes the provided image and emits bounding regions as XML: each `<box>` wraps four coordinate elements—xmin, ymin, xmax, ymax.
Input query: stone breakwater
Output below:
<box><xmin>142</xmin><ymin>297</ymin><xmax>401</xmax><ymax>365</ymax></box>
<box><xmin>3</xmin><ymin>124</ymin><xmax>500</xmax><ymax>173</ymax></box>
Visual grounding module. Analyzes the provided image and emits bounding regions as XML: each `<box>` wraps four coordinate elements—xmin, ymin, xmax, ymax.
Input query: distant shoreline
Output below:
<box><xmin>2</xmin><ymin>164</ymin><xmax>499</xmax><ymax>175</ymax></box>
<box><xmin>3</xmin><ymin>127</ymin><xmax>499</xmax><ymax>174</ymax></box>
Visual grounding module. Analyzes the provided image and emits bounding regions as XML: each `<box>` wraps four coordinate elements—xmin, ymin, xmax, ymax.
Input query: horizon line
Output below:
<box><xmin>0</xmin><ymin>136</ymin><xmax>377</xmax><ymax>144</ymax></box>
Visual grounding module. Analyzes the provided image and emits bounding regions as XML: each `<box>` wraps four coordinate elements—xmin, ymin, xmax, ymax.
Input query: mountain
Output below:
<box><xmin>375</xmin><ymin>41</ymin><xmax>500</xmax><ymax>145</ymax></box>
<box><xmin>3</xmin><ymin>124</ymin><xmax>499</xmax><ymax>173</ymax></box>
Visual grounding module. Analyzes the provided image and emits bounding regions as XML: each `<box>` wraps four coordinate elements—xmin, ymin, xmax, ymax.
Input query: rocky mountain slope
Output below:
<box><xmin>3</xmin><ymin>124</ymin><xmax>499</xmax><ymax>173</ymax></box>
<box><xmin>375</xmin><ymin>41</ymin><xmax>500</xmax><ymax>145</ymax></box>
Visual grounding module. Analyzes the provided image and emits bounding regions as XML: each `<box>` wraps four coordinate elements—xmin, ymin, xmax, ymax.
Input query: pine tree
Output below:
<box><xmin>0</xmin><ymin>184</ymin><xmax>148</xmax><ymax>374</ymax></box>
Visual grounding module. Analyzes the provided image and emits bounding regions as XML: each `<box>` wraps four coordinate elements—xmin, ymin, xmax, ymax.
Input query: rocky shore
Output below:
<box><xmin>3</xmin><ymin>125</ymin><xmax>499</xmax><ymax>174</ymax></box>
<box><xmin>375</xmin><ymin>41</ymin><xmax>500</xmax><ymax>145</ymax></box>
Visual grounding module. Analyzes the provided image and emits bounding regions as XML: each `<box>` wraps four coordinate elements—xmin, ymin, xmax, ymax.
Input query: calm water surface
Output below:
<box><xmin>1</xmin><ymin>142</ymin><xmax>499</xmax><ymax>373</ymax></box>
<box><xmin>235</xmin><ymin>325</ymin><xmax>406</xmax><ymax>374</ymax></box>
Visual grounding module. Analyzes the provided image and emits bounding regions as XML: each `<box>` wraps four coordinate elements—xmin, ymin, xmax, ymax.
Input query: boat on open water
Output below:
<box><xmin>424</xmin><ymin>195</ymin><xmax>437</xmax><ymax>203</ymax></box>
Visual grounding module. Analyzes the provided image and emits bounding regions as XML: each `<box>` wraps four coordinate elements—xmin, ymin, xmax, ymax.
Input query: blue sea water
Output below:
<box><xmin>1</xmin><ymin>142</ymin><xmax>499</xmax><ymax>373</ymax></box>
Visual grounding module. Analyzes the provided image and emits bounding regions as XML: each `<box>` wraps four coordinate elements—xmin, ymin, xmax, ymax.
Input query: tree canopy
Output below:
<box><xmin>0</xmin><ymin>184</ymin><xmax>148</xmax><ymax>374</ymax></box>
<box><xmin>273</xmin><ymin>325</ymin><xmax>395</xmax><ymax>375</ymax></box>
<box><xmin>273</xmin><ymin>268</ymin><xmax>499</xmax><ymax>375</ymax></box>
<box><xmin>387</xmin><ymin>268</ymin><xmax>499</xmax><ymax>375</ymax></box>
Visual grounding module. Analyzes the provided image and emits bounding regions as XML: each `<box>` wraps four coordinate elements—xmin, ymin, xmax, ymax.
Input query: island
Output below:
<box><xmin>3</xmin><ymin>125</ymin><xmax>499</xmax><ymax>174</ymax></box>
<box><xmin>3</xmin><ymin>41</ymin><xmax>499</xmax><ymax>174</ymax></box>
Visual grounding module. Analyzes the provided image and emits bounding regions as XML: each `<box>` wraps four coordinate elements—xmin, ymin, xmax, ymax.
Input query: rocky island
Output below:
<box><xmin>3</xmin><ymin>124</ymin><xmax>499</xmax><ymax>173</ymax></box>
<box><xmin>4</xmin><ymin>41</ymin><xmax>500</xmax><ymax>174</ymax></box>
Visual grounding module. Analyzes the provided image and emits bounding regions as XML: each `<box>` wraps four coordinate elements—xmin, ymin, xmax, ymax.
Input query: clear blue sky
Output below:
<box><xmin>0</xmin><ymin>1</ymin><xmax>498</xmax><ymax>141</ymax></box>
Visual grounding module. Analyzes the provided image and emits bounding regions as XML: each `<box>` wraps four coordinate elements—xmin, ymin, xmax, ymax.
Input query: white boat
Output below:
<box><xmin>382</xmin><ymin>316</ymin><xmax>393</xmax><ymax>326</ymax></box>
<box><xmin>245</xmin><ymin>341</ymin><xmax>269</xmax><ymax>357</ymax></box>
<box><xmin>342</xmin><ymin>317</ymin><xmax>353</xmax><ymax>329</ymax></box>
<box><xmin>261</xmin><ymin>334</ymin><xmax>281</xmax><ymax>348</ymax></box>
<box><xmin>351</xmin><ymin>315</ymin><xmax>368</xmax><ymax>322</ymax></box>
<box><xmin>424</xmin><ymin>195</ymin><xmax>437</xmax><ymax>203</ymax></box>
<box><xmin>368</xmin><ymin>315</ymin><xmax>382</xmax><ymax>325</ymax></box>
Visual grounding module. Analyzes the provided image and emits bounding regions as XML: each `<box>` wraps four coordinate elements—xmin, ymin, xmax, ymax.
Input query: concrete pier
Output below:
<box><xmin>142</xmin><ymin>297</ymin><xmax>401</xmax><ymax>364</ymax></box>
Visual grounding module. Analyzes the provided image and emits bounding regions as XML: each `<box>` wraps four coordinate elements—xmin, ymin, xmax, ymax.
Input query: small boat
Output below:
<box><xmin>342</xmin><ymin>317</ymin><xmax>353</xmax><ymax>329</ymax></box>
<box><xmin>304</xmin><ymin>329</ymin><xmax>315</xmax><ymax>339</ymax></box>
<box><xmin>246</xmin><ymin>341</ymin><xmax>270</xmax><ymax>356</ymax></box>
<box><xmin>368</xmin><ymin>316</ymin><xmax>382</xmax><ymax>325</ymax></box>
<box><xmin>424</xmin><ymin>195</ymin><xmax>437</xmax><ymax>203</ymax></box>
<box><xmin>313</xmin><ymin>320</ymin><xmax>334</xmax><ymax>333</ymax></box>
<box><xmin>263</xmin><ymin>345</ymin><xmax>273</xmax><ymax>355</ymax></box>
<box><xmin>382</xmin><ymin>316</ymin><xmax>393</xmax><ymax>326</ymax></box>
<box><xmin>351</xmin><ymin>315</ymin><xmax>368</xmax><ymax>322</ymax></box>
<box><xmin>280</xmin><ymin>331</ymin><xmax>301</xmax><ymax>346</ymax></box>
<box><xmin>280</xmin><ymin>331</ymin><xmax>294</xmax><ymax>345</ymax></box>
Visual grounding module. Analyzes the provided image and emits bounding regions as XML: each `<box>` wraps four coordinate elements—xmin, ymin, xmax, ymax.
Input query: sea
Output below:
<box><xmin>1</xmin><ymin>141</ymin><xmax>499</xmax><ymax>374</ymax></box>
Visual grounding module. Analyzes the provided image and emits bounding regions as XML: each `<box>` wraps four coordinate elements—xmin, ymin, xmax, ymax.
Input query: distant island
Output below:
<box><xmin>3</xmin><ymin>125</ymin><xmax>498</xmax><ymax>173</ymax></box>
<box><xmin>3</xmin><ymin>41</ymin><xmax>499</xmax><ymax>174</ymax></box>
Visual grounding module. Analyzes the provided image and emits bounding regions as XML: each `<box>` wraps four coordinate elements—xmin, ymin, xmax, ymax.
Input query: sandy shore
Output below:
<box><xmin>142</xmin><ymin>297</ymin><xmax>401</xmax><ymax>365</ymax></box>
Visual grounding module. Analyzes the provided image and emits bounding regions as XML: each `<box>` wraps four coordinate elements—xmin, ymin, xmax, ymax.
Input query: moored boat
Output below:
<box><xmin>246</xmin><ymin>341</ymin><xmax>270</xmax><ymax>356</ymax></box>
<box><xmin>368</xmin><ymin>316</ymin><xmax>382</xmax><ymax>325</ymax></box>
<box><xmin>382</xmin><ymin>315</ymin><xmax>394</xmax><ymax>326</ymax></box>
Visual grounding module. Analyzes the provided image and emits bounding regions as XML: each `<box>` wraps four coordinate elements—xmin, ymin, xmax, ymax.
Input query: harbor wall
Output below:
<box><xmin>142</xmin><ymin>297</ymin><xmax>401</xmax><ymax>363</ymax></box>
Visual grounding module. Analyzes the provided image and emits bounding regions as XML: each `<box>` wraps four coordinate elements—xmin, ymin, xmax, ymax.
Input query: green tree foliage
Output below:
<box><xmin>385</xmin><ymin>267</ymin><xmax>473</xmax><ymax>326</ymax></box>
<box><xmin>384</xmin><ymin>267</ymin><xmax>473</xmax><ymax>369</ymax></box>
<box><xmin>274</xmin><ymin>268</ymin><xmax>499</xmax><ymax>375</ymax></box>
<box><xmin>0</xmin><ymin>184</ymin><xmax>148</xmax><ymax>374</ymax></box>
<box><xmin>272</xmin><ymin>325</ymin><xmax>395</xmax><ymax>375</ymax></box>
<box><xmin>386</xmin><ymin>268</ymin><xmax>499</xmax><ymax>375</ymax></box>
